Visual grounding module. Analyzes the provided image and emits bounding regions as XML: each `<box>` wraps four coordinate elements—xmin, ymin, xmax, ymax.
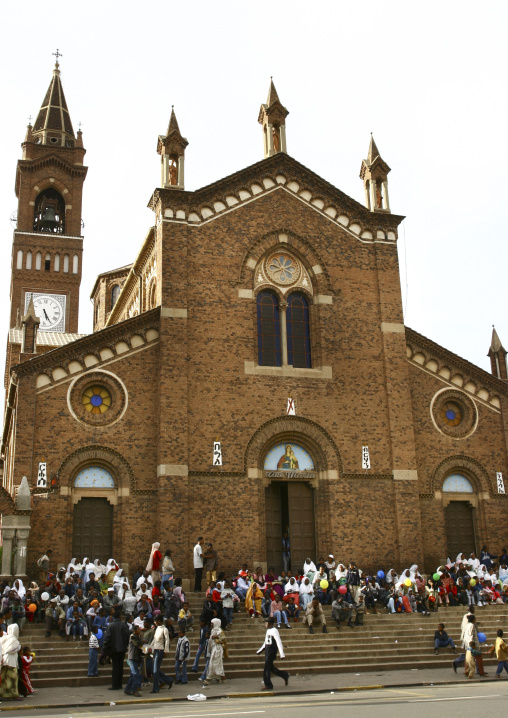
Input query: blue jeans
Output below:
<box><xmin>274</xmin><ymin>610</ymin><xmax>288</xmax><ymax>625</ymax></box>
<box><xmin>496</xmin><ymin>660</ymin><xmax>508</xmax><ymax>675</ymax></box>
<box><xmin>125</xmin><ymin>660</ymin><xmax>142</xmax><ymax>693</ymax></box>
<box><xmin>175</xmin><ymin>659</ymin><xmax>188</xmax><ymax>683</ymax></box>
<box><xmin>223</xmin><ymin>607</ymin><xmax>233</xmax><ymax>625</ymax></box>
<box><xmin>435</xmin><ymin>638</ymin><xmax>455</xmax><ymax>649</ymax></box>
<box><xmin>200</xmin><ymin>657</ymin><xmax>210</xmax><ymax>682</ymax></box>
<box><xmin>300</xmin><ymin>593</ymin><xmax>312</xmax><ymax>610</ymax></box>
<box><xmin>192</xmin><ymin>644</ymin><xmax>205</xmax><ymax>671</ymax></box>
<box><xmin>152</xmin><ymin>649</ymin><xmax>172</xmax><ymax>692</ymax></box>
<box><xmin>88</xmin><ymin>647</ymin><xmax>98</xmax><ymax>676</ymax></box>
<box><xmin>235</xmin><ymin>588</ymin><xmax>247</xmax><ymax>600</ymax></box>
<box><xmin>161</xmin><ymin>575</ymin><xmax>174</xmax><ymax>588</ymax></box>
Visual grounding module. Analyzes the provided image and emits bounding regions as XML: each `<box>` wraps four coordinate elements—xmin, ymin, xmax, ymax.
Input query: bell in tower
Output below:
<box><xmin>33</xmin><ymin>188</ymin><xmax>65</xmax><ymax>233</ymax></box>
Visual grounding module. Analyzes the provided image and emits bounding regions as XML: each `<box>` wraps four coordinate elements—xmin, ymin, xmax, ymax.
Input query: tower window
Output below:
<box><xmin>16</xmin><ymin>250</ymin><xmax>23</xmax><ymax>270</ymax></box>
<box><xmin>72</xmin><ymin>254</ymin><xmax>79</xmax><ymax>274</ymax></box>
<box><xmin>45</xmin><ymin>253</ymin><xmax>51</xmax><ymax>271</ymax></box>
<box><xmin>111</xmin><ymin>284</ymin><xmax>121</xmax><ymax>309</ymax></box>
<box><xmin>256</xmin><ymin>291</ymin><xmax>281</xmax><ymax>367</ymax></box>
<box><xmin>26</xmin><ymin>251</ymin><xmax>32</xmax><ymax>270</ymax></box>
<box><xmin>35</xmin><ymin>252</ymin><xmax>42</xmax><ymax>270</ymax></box>
<box><xmin>287</xmin><ymin>293</ymin><xmax>311</xmax><ymax>368</ymax></box>
<box><xmin>54</xmin><ymin>253</ymin><xmax>60</xmax><ymax>272</ymax></box>
<box><xmin>33</xmin><ymin>188</ymin><xmax>65</xmax><ymax>234</ymax></box>
<box><xmin>63</xmin><ymin>254</ymin><xmax>69</xmax><ymax>273</ymax></box>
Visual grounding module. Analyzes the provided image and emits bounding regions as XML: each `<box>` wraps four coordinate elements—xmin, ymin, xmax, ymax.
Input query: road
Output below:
<box><xmin>14</xmin><ymin>681</ymin><xmax>508</xmax><ymax>718</ymax></box>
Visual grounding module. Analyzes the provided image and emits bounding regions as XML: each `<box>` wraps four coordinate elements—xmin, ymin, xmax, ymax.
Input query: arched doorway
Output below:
<box><xmin>264</xmin><ymin>443</ymin><xmax>316</xmax><ymax>572</ymax></box>
<box><xmin>443</xmin><ymin>473</ymin><xmax>477</xmax><ymax>559</ymax></box>
<box><xmin>72</xmin><ymin>467</ymin><xmax>114</xmax><ymax>559</ymax></box>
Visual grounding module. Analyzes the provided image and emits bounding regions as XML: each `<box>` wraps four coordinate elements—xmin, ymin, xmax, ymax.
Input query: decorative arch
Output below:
<box><xmin>431</xmin><ymin>454</ymin><xmax>493</xmax><ymax>497</ymax></box>
<box><xmin>244</xmin><ymin>415</ymin><xmax>343</xmax><ymax>478</ymax></box>
<box><xmin>33</xmin><ymin>187</ymin><xmax>65</xmax><ymax>234</ymax></box>
<box><xmin>57</xmin><ymin>444</ymin><xmax>136</xmax><ymax>493</ymax></box>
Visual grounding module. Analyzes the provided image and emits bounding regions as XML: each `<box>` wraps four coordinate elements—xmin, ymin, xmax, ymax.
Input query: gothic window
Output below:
<box><xmin>257</xmin><ymin>291</ymin><xmax>281</xmax><ymax>366</ymax></box>
<box><xmin>72</xmin><ymin>254</ymin><xmax>79</xmax><ymax>274</ymax></box>
<box><xmin>16</xmin><ymin>250</ymin><xmax>23</xmax><ymax>269</ymax></box>
<box><xmin>287</xmin><ymin>293</ymin><xmax>312</xmax><ymax>368</ymax></box>
<box><xmin>111</xmin><ymin>284</ymin><xmax>121</xmax><ymax>309</ymax></box>
<box><xmin>45</xmin><ymin>253</ymin><xmax>51</xmax><ymax>271</ymax></box>
<box><xmin>63</xmin><ymin>254</ymin><xmax>69</xmax><ymax>273</ymax></box>
<box><xmin>54</xmin><ymin>253</ymin><xmax>60</xmax><ymax>271</ymax></box>
<box><xmin>26</xmin><ymin>251</ymin><xmax>32</xmax><ymax>269</ymax></box>
<box><xmin>33</xmin><ymin>188</ymin><xmax>65</xmax><ymax>234</ymax></box>
<box><xmin>35</xmin><ymin>252</ymin><xmax>41</xmax><ymax>270</ymax></box>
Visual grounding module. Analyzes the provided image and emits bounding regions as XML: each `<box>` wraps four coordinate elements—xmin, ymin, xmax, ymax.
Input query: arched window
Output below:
<box><xmin>443</xmin><ymin>474</ymin><xmax>474</xmax><ymax>493</ymax></box>
<box><xmin>45</xmin><ymin>252</ymin><xmax>51</xmax><ymax>271</ymax></box>
<box><xmin>111</xmin><ymin>284</ymin><xmax>121</xmax><ymax>309</ymax></box>
<box><xmin>35</xmin><ymin>252</ymin><xmax>41</xmax><ymax>270</ymax></box>
<box><xmin>54</xmin><ymin>253</ymin><xmax>60</xmax><ymax>271</ymax></box>
<box><xmin>257</xmin><ymin>291</ymin><xmax>281</xmax><ymax>366</ymax></box>
<box><xmin>286</xmin><ymin>293</ymin><xmax>311</xmax><ymax>368</ymax></box>
<box><xmin>74</xmin><ymin>466</ymin><xmax>115</xmax><ymax>488</ymax></box>
<box><xmin>63</xmin><ymin>254</ymin><xmax>69</xmax><ymax>273</ymax></box>
<box><xmin>147</xmin><ymin>281</ymin><xmax>157</xmax><ymax>310</ymax></box>
<box><xmin>16</xmin><ymin>250</ymin><xmax>23</xmax><ymax>269</ymax></box>
<box><xmin>72</xmin><ymin>254</ymin><xmax>79</xmax><ymax>274</ymax></box>
<box><xmin>33</xmin><ymin>188</ymin><xmax>65</xmax><ymax>234</ymax></box>
<box><xmin>26</xmin><ymin>251</ymin><xmax>32</xmax><ymax>269</ymax></box>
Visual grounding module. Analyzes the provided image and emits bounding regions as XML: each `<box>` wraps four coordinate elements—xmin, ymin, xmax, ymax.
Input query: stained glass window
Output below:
<box><xmin>82</xmin><ymin>386</ymin><xmax>111</xmax><ymax>414</ymax></box>
<box><xmin>443</xmin><ymin>474</ymin><xmax>474</xmax><ymax>493</ymax></box>
<box><xmin>287</xmin><ymin>293</ymin><xmax>311</xmax><ymax>368</ymax></box>
<box><xmin>111</xmin><ymin>284</ymin><xmax>121</xmax><ymax>309</ymax></box>
<box><xmin>441</xmin><ymin>401</ymin><xmax>462</xmax><ymax>427</ymax></box>
<box><xmin>74</xmin><ymin>466</ymin><xmax>115</xmax><ymax>488</ymax></box>
<box><xmin>257</xmin><ymin>291</ymin><xmax>281</xmax><ymax>366</ymax></box>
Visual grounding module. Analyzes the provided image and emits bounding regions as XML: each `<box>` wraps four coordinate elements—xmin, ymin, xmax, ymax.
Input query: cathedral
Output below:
<box><xmin>1</xmin><ymin>61</ymin><xmax>507</xmax><ymax>580</ymax></box>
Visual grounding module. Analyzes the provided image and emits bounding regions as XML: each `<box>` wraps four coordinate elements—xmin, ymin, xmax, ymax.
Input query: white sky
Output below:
<box><xmin>1</xmin><ymin>0</ymin><xmax>507</xmax><ymax>382</ymax></box>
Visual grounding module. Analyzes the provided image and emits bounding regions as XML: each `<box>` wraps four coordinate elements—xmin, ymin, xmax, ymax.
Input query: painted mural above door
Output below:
<box><xmin>264</xmin><ymin>443</ymin><xmax>315</xmax><ymax>478</ymax></box>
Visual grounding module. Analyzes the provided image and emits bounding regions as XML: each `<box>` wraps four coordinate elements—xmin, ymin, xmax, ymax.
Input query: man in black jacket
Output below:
<box><xmin>104</xmin><ymin>611</ymin><xmax>130</xmax><ymax>690</ymax></box>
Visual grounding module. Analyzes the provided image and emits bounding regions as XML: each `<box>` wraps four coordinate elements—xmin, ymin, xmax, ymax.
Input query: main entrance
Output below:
<box><xmin>265</xmin><ymin>481</ymin><xmax>315</xmax><ymax>573</ymax></box>
<box><xmin>72</xmin><ymin>497</ymin><xmax>113</xmax><ymax>559</ymax></box>
<box><xmin>444</xmin><ymin>501</ymin><xmax>476</xmax><ymax>559</ymax></box>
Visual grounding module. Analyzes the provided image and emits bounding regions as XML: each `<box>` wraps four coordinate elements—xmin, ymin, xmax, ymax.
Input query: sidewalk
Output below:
<box><xmin>3</xmin><ymin>666</ymin><xmax>506</xmax><ymax>711</ymax></box>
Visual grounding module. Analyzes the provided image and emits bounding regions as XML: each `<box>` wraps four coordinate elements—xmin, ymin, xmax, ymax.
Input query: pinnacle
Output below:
<box><xmin>367</xmin><ymin>133</ymin><xmax>380</xmax><ymax>163</ymax></box>
<box><xmin>490</xmin><ymin>326</ymin><xmax>506</xmax><ymax>354</ymax></box>
<box><xmin>267</xmin><ymin>78</ymin><xmax>280</xmax><ymax>106</ymax></box>
<box><xmin>166</xmin><ymin>106</ymin><xmax>181</xmax><ymax>136</ymax></box>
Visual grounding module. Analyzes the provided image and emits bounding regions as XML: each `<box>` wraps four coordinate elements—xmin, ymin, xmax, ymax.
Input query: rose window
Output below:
<box><xmin>440</xmin><ymin>401</ymin><xmax>462</xmax><ymax>427</ymax></box>
<box><xmin>82</xmin><ymin>386</ymin><xmax>112</xmax><ymax>414</ymax></box>
<box><xmin>265</xmin><ymin>253</ymin><xmax>301</xmax><ymax>286</ymax></box>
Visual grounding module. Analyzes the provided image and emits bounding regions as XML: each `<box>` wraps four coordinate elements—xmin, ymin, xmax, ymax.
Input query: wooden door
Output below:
<box><xmin>265</xmin><ymin>483</ymin><xmax>283</xmax><ymax>571</ymax></box>
<box><xmin>288</xmin><ymin>482</ymin><xmax>315</xmax><ymax>573</ymax></box>
<box><xmin>72</xmin><ymin>497</ymin><xmax>113</xmax><ymax>560</ymax></box>
<box><xmin>444</xmin><ymin>501</ymin><xmax>476</xmax><ymax>560</ymax></box>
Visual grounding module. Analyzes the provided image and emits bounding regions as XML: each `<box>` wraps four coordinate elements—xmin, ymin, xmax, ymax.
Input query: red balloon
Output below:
<box><xmin>338</xmin><ymin>585</ymin><xmax>347</xmax><ymax>594</ymax></box>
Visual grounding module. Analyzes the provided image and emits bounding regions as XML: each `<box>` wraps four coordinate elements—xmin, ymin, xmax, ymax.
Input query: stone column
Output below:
<box><xmin>383</xmin><ymin>181</ymin><xmax>390</xmax><ymax>211</ymax></box>
<box><xmin>280</xmin><ymin>124</ymin><xmax>287</xmax><ymax>153</ymax></box>
<box><xmin>267</xmin><ymin>123</ymin><xmax>274</xmax><ymax>157</ymax></box>
<box><xmin>1</xmin><ymin>528</ymin><xmax>15</xmax><ymax>577</ymax></box>
<box><xmin>14</xmin><ymin>527</ymin><xmax>30</xmax><ymax>576</ymax></box>
<box><xmin>280</xmin><ymin>301</ymin><xmax>288</xmax><ymax>366</ymax></box>
<box><xmin>365</xmin><ymin>182</ymin><xmax>371</xmax><ymax>210</ymax></box>
<box><xmin>370</xmin><ymin>180</ymin><xmax>377</xmax><ymax>211</ymax></box>
<box><xmin>178</xmin><ymin>156</ymin><xmax>185</xmax><ymax>189</ymax></box>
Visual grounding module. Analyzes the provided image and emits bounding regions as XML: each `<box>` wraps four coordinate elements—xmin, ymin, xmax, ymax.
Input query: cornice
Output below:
<box><xmin>17</xmin><ymin>156</ymin><xmax>88</xmax><ymax>178</ymax></box>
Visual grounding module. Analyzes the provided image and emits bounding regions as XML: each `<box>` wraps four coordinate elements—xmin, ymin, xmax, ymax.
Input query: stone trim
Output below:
<box><xmin>238</xmin><ymin>289</ymin><xmax>254</xmax><ymax>299</ymax></box>
<box><xmin>160</xmin><ymin>307</ymin><xmax>188</xmax><ymax>318</ymax></box>
<box><xmin>157</xmin><ymin>464</ymin><xmax>188</xmax><ymax>477</ymax></box>
<box><xmin>57</xmin><ymin>445</ymin><xmax>137</xmax><ymax>492</ymax></box>
<box><xmin>314</xmin><ymin>295</ymin><xmax>333</xmax><ymax>305</ymax></box>
<box><xmin>393</xmin><ymin>469</ymin><xmax>418</xmax><ymax>481</ymax></box>
<box><xmin>430</xmin><ymin>454</ymin><xmax>494</xmax><ymax>497</ymax></box>
<box><xmin>381</xmin><ymin>322</ymin><xmax>405</xmax><ymax>334</ymax></box>
<box><xmin>244</xmin><ymin>361</ymin><xmax>332</xmax><ymax>379</ymax></box>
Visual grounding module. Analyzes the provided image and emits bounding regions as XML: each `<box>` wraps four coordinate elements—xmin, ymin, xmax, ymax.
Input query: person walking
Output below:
<box><xmin>103</xmin><ymin>610</ymin><xmax>130</xmax><ymax>690</ymax></box>
<box><xmin>257</xmin><ymin>616</ymin><xmax>289</xmax><ymax>690</ymax></box>
<box><xmin>146</xmin><ymin>542</ymin><xmax>162</xmax><ymax>585</ymax></box>
<box><xmin>193</xmin><ymin>538</ymin><xmax>204</xmax><ymax>592</ymax></box>
<box><xmin>203</xmin><ymin>543</ymin><xmax>218</xmax><ymax>585</ymax></box>
<box><xmin>490</xmin><ymin>629</ymin><xmax>508</xmax><ymax>677</ymax></box>
<box><xmin>124</xmin><ymin>625</ymin><xmax>144</xmax><ymax>697</ymax></box>
<box><xmin>149</xmin><ymin>615</ymin><xmax>173</xmax><ymax>693</ymax></box>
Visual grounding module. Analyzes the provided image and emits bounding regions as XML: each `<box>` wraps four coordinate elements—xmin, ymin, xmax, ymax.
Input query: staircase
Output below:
<box><xmin>24</xmin><ymin>596</ymin><xmax>508</xmax><ymax>688</ymax></box>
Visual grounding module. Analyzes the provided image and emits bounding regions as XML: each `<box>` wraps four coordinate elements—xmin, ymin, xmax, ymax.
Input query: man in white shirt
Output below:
<box><xmin>193</xmin><ymin>537</ymin><xmax>204</xmax><ymax>592</ymax></box>
<box><xmin>257</xmin><ymin>617</ymin><xmax>289</xmax><ymax>690</ymax></box>
<box><xmin>235</xmin><ymin>571</ymin><xmax>250</xmax><ymax>600</ymax></box>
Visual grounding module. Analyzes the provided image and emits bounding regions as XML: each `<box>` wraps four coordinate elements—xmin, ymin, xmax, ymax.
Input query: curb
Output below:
<box><xmin>0</xmin><ymin>676</ymin><xmax>502</xmax><ymax>711</ymax></box>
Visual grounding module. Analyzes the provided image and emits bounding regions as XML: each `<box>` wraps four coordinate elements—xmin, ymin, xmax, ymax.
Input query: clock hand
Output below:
<box><xmin>43</xmin><ymin>309</ymin><xmax>49</xmax><ymax>321</ymax></box>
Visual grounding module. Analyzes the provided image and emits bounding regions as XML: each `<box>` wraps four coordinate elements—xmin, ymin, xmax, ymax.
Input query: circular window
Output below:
<box><xmin>431</xmin><ymin>389</ymin><xmax>478</xmax><ymax>439</ymax></box>
<box><xmin>265</xmin><ymin>252</ymin><xmax>301</xmax><ymax>287</ymax></box>
<box><xmin>82</xmin><ymin>386</ymin><xmax>111</xmax><ymax>414</ymax></box>
<box><xmin>68</xmin><ymin>371</ymin><xmax>127</xmax><ymax>427</ymax></box>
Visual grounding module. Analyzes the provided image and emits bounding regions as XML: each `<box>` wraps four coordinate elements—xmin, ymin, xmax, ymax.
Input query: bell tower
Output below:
<box><xmin>258</xmin><ymin>79</ymin><xmax>289</xmax><ymax>158</ymax></box>
<box><xmin>360</xmin><ymin>134</ymin><xmax>391</xmax><ymax>212</ymax></box>
<box><xmin>10</xmin><ymin>53</ymin><xmax>87</xmax><ymax>338</ymax></box>
<box><xmin>157</xmin><ymin>107</ymin><xmax>188</xmax><ymax>190</ymax></box>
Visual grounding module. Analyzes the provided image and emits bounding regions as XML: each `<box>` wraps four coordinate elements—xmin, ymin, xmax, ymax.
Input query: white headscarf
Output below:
<box><xmin>335</xmin><ymin>564</ymin><xmax>347</xmax><ymax>581</ymax></box>
<box><xmin>385</xmin><ymin>569</ymin><xmax>398</xmax><ymax>585</ymax></box>
<box><xmin>146</xmin><ymin>542</ymin><xmax>161</xmax><ymax>573</ymax></box>
<box><xmin>136</xmin><ymin>574</ymin><xmax>153</xmax><ymax>588</ymax></box>
<box><xmin>113</xmin><ymin>569</ymin><xmax>128</xmax><ymax>586</ymax></box>
<box><xmin>303</xmin><ymin>559</ymin><xmax>317</xmax><ymax>575</ymax></box>
<box><xmin>67</xmin><ymin>558</ymin><xmax>77</xmax><ymax>574</ymax></box>
<box><xmin>1</xmin><ymin>624</ymin><xmax>21</xmax><ymax>668</ymax></box>
<box><xmin>136</xmin><ymin>583</ymin><xmax>153</xmax><ymax>600</ymax></box>
<box><xmin>105</xmin><ymin>558</ymin><xmax>118</xmax><ymax>574</ymax></box>
<box><xmin>93</xmin><ymin>558</ymin><xmax>105</xmax><ymax>577</ymax></box>
<box><xmin>210</xmin><ymin>617</ymin><xmax>222</xmax><ymax>636</ymax></box>
<box><xmin>12</xmin><ymin>579</ymin><xmax>26</xmax><ymax>599</ymax></box>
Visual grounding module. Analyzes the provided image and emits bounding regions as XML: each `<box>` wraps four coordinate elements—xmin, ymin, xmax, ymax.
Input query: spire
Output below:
<box><xmin>24</xmin><ymin>124</ymin><xmax>33</xmax><ymax>143</ymax></box>
<box><xmin>32</xmin><ymin>55</ymin><xmax>76</xmax><ymax>147</ymax></box>
<box><xmin>22</xmin><ymin>295</ymin><xmax>39</xmax><ymax>324</ymax></box>
<box><xmin>360</xmin><ymin>134</ymin><xmax>391</xmax><ymax>212</ymax></box>
<box><xmin>157</xmin><ymin>106</ymin><xmax>189</xmax><ymax>190</ymax></box>
<box><xmin>488</xmin><ymin>326</ymin><xmax>508</xmax><ymax>380</ymax></box>
<box><xmin>258</xmin><ymin>78</ymin><xmax>289</xmax><ymax>158</ymax></box>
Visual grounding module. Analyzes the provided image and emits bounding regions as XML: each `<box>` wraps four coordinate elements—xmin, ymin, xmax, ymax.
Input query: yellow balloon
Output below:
<box><xmin>320</xmin><ymin>579</ymin><xmax>329</xmax><ymax>590</ymax></box>
<box><xmin>470</xmin><ymin>578</ymin><xmax>476</xmax><ymax>586</ymax></box>
<box><xmin>404</xmin><ymin>578</ymin><xmax>412</xmax><ymax>587</ymax></box>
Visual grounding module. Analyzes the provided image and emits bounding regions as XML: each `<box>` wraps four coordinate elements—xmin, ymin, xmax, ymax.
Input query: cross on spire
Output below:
<box><xmin>78</xmin><ymin>121</ymin><xmax>82</xmax><ymax>130</ymax></box>
<box><xmin>28</xmin><ymin>115</ymin><xmax>32</xmax><ymax>124</ymax></box>
<box><xmin>53</xmin><ymin>48</ymin><xmax>63</xmax><ymax>62</ymax></box>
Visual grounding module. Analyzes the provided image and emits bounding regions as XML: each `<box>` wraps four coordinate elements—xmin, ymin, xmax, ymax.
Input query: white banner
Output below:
<box><xmin>362</xmin><ymin>445</ymin><xmax>371</xmax><ymax>470</ymax></box>
<box><xmin>213</xmin><ymin>442</ymin><xmax>222</xmax><ymax>467</ymax></box>
<box><xmin>287</xmin><ymin>397</ymin><xmax>296</xmax><ymax>416</ymax></box>
<box><xmin>37</xmin><ymin>462</ymin><xmax>47</xmax><ymax>488</ymax></box>
<box><xmin>497</xmin><ymin>472</ymin><xmax>505</xmax><ymax>494</ymax></box>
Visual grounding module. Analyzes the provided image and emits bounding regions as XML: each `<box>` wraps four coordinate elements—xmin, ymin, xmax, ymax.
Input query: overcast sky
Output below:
<box><xmin>1</xmin><ymin>0</ymin><xmax>507</xmax><ymax>382</ymax></box>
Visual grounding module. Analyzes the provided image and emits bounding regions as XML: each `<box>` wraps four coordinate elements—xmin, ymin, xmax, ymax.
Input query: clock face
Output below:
<box><xmin>25</xmin><ymin>292</ymin><xmax>66</xmax><ymax>332</ymax></box>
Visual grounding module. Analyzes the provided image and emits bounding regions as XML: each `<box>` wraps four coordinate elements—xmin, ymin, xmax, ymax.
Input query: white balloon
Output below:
<box><xmin>41</xmin><ymin>591</ymin><xmax>50</xmax><ymax>601</ymax></box>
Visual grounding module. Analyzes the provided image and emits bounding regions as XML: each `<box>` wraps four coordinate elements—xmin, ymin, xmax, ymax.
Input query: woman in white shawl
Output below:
<box><xmin>0</xmin><ymin>624</ymin><xmax>22</xmax><ymax>700</ymax></box>
<box><xmin>105</xmin><ymin>559</ymin><xmax>119</xmax><ymax>585</ymax></box>
<box><xmin>385</xmin><ymin>569</ymin><xmax>398</xmax><ymax>586</ymax></box>
<box><xmin>135</xmin><ymin>582</ymin><xmax>153</xmax><ymax>601</ymax></box>
<box><xmin>93</xmin><ymin>558</ymin><xmax>106</xmax><ymax>580</ymax></box>
<box><xmin>303</xmin><ymin>558</ymin><xmax>317</xmax><ymax>583</ymax></box>
<box><xmin>202</xmin><ymin>618</ymin><xmax>227</xmax><ymax>685</ymax></box>
<box><xmin>113</xmin><ymin>568</ymin><xmax>129</xmax><ymax>593</ymax></box>
<box><xmin>335</xmin><ymin>563</ymin><xmax>348</xmax><ymax>583</ymax></box>
<box><xmin>146</xmin><ymin>542</ymin><xmax>162</xmax><ymax>584</ymax></box>
<box><xmin>81</xmin><ymin>558</ymin><xmax>94</xmax><ymax>584</ymax></box>
<box><xmin>118</xmin><ymin>582</ymin><xmax>137</xmax><ymax>615</ymax></box>
<box><xmin>12</xmin><ymin>579</ymin><xmax>26</xmax><ymax>600</ymax></box>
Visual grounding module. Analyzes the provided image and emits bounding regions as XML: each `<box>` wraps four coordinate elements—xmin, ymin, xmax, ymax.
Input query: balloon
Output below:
<box><xmin>320</xmin><ymin>579</ymin><xmax>329</xmax><ymax>590</ymax></box>
<box><xmin>338</xmin><ymin>585</ymin><xmax>347</xmax><ymax>594</ymax></box>
<box><xmin>41</xmin><ymin>592</ymin><xmax>50</xmax><ymax>601</ymax></box>
<box><xmin>97</xmin><ymin>629</ymin><xmax>103</xmax><ymax>640</ymax></box>
<box><xmin>470</xmin><ymin>579</ymin><xmax>476</xmax><ymax>586</ymax></box>
<box><xmin>28</xmin><ymin>603</ymin><xmax>37</xmax><ymax>613</ymax></box>
<box><xmin>478</xmin><ymin>632</ymin><xmax>486</xmax><ymax>644</ymax></box>
<box><xmin>404</xmin><ymin>579</ymin><xmax>412</xmax><ymax>587</ymax></box>
<box><xmin>377</xmin><ymin>570</ymin><xmax>385</xmax><ymax>580</ymax></box>
<box><xmin>432</xmin><ymin>573</ymin><xmax>440</xmax><ymax>582</ymax></box>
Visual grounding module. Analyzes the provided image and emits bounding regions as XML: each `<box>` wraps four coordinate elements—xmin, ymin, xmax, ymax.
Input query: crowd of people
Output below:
<box><xmin>0</xmin><ymin>542</ymin><xmax>507</xmax><ymax>699</ymax></box>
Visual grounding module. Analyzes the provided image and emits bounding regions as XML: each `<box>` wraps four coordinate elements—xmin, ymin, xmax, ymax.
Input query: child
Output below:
<box><xmin>285</xmin><ymin>595</ymin><xmax>300</xmax><ymax>622</ymax></box>
<box><xmin>490</xmin><ymin>628</ymin><xmax>508</xmax><ymax>677</ymax></box>
<box><xmin>70</xmin><ymin>610</ymin><xmax>85</xmax><ymax>641</ymax></box>
<box><xmin>178</xmin><ymin>602</ymin><xmax>194</xmax><ymax>632</ymax></box>
<box><xmin>21</xmin><ymin>646</ymin><xmax>35</xmax><ymax>694</ymax></box>
<box><xmin>271</xmin><ymin>597</ymin><xmax>291</xmax><ymax>629</ymax></box>
<box><xmin>88</xmin><ymin>625</ymin><xmax>100</xmax><ymax>677</ymax></box>
<box><xmin>191</xmin><ymin>620</ymin><xmax>209</xmax><ymax>673</ymax></box>
<box><xmin>175</xmin><ymin>629</ymin><xmax>190</xmax><ymax>684</ymax></box>
<box><xmin>465</xmin><ymin>641</ymin><xmax>485</xmax><ymax>678</ymax></box>
<box><xmin>354</xmin><ymin>595</ymin><xmax>366</xmax><ymax>626</ymax></box>
<box><xmin>221</xmin><ymin>581</ymin><xmax>235</xmax><ymax>629</ymax></box>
